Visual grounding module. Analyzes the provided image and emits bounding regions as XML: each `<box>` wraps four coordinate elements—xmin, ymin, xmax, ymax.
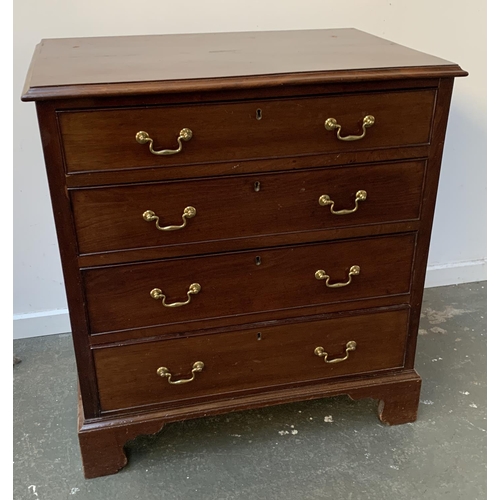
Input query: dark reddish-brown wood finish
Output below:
<box><xmin>78</xmin><ymin>369</ymin><xmax>422</xmax><ymax>478</ymax></box>
<box><xmin>88</xmin><ymin>298</ymin><xmax>413</xmax><ymax>346</ymax></box>
<box><xmin>22</xmin><ymin>28</ymin><xmax>466</xmax><ymax>102</ymax></box>
<box><xmin>22</xmin><ymin>28</ymin><xmax>466</xmax><ymax>479</ymax></box>
<box><xmin>83</xmin><ymin>234</ymin><xmax>415</xmax><ymax>335</ymax></box>
<box><xmin>34</xmin><ymin>103</ymin><xmax>101</xmax><ymax>418</ymax></box>
<box><xmin>58</xmin><ymin>90</ymin><xmax>435</xmax><ymax>173</ymax></box>
<box><xmin>403</xmin><ymin>78</ymin><xmax>456</xmax><ymax>369</ymax></box>
<box><xmin>72</xmin><ymin>160</ymin><xmax>425</xmax><ymax>256</ymax></box>
<box><xmin>94</xmin><ymin>309</ymin><xmax>409</xmax><ymax>411</ymax></box>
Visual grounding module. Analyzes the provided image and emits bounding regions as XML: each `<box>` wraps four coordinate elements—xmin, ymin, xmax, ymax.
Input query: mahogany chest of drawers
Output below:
<box><xmin>22</xmin><ymin>28</ymin><xmax>467</xmax><ymax>478</ymax></box>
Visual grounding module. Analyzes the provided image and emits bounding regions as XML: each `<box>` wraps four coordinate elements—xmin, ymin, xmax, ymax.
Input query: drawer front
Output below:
<box><xmin>59</xmin><ymin>90</ymin><xmax>435</xmax><ymax>173</ymax></box>
<box><xmin>84</xmin><ymin>234</ymin><xmax>415</xmax><ymax>335</ymax></box>
<box><xmin>72</xmin><ymin>161</ymin><xmax>425</xmax><ymax>255</ymax></box>
<box><xmin>94</xmin><ymin>309</ymin><xmax>409</xmax><ymax>411</ymax></box>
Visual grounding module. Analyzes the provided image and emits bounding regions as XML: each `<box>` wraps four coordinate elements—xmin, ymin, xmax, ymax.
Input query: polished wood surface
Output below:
<box><xmin>59</xmin><ymin>90</ymin><xmax>435</xmax><ymax>173</ymax></box>
<box><xmin>72</xmin><ymin>161</ymin><xmax>425</xmax><ymax>255</ymax></box>
<box><xmin>23</xmin><ymin>28</ymin><xmax>466</xmax><ymax>478</ymax></box>
<box><xmin>67</xmin><ymin>146</ymin><xmax>432</xmax><ymax>190</ymax></box>
<box><xmin>78</xmin><ymin>221</ymin><xmax>421</xmax><ymax>270</ymax></box>
<box><xmin>21</xmin><ymin>29</ymin><xmax>466</xmax><ymax>101</ymax></box>
<box><xmin>83</xmin><ymin>234</ymin><xmax>415</xmax><ymax>335</ymax></box>
<box><xmin>94</xmin><ymin>309</ymin><xmax>408</xmax><ymax>411</ymax></box>
<box><xmin>34</xmin><ymin>103</ymin><xmax>101</xmax><ymax>418</ymax></box>
<box><xmin>404</xmin><ymin>78</ymin><xmax>456</xmax><ymax>369</ymax></box>
<box><xmin>79</xmin><ymin>370</ymin><xmax>422</xmax><ymax>478</ymax></box>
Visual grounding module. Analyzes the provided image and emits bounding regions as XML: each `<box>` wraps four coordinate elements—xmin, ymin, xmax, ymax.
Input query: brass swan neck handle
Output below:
<box><xmin>324</xmin><ymin>115</ymin><xmax>375</xmax><ymax>141</ymax></box>
<box><xmin>157</xmin><ymin>361</ymin><xmax>204</xmax><ymax>384</ymax></box>
<box><xmin>136</xmin><ymin>128</ymin><xmax>193</xmax><ymax>155</ymax></box>
<box><xmin>314</xmin><ymin>341</ymin><xmax>357</xmax><ymax>364</ymax></box>
<box><xmin>315</xmin><ymin>266</ymin><xmax>360</xmax><ymax>288</ymax></box>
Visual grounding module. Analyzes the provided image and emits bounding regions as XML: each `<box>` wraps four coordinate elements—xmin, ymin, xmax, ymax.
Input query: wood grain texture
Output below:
<box><xmin>23</xmin><ymin>67</ymin><xmax>467</xmax><ymax>102</ymax></box>
<box><xmin>404</xmin><ymin>78</ymin><xmax>456</xmax><ymax>369</ymax></box>
<box><xmin>376</xmin><ymin>382</ymin><xmax>422</xmax><ymax>425</ymax></box>
<box><xmin>94</xmin><ymin>309</ymin><xmax>409</xmax><ymax>412</ymax></box>
<box><xmin>58</xmin><ymin>90</ymin><xmax>435</xmax><ymax>173</ymax></box>
<box><xmin>78</xmin><ymin>369</ymin><xmax>422</xmax><ymax>478</ymax></box>
<box><xmin>37</xmin><ymin>77</ymin><xmax>442</xmax><ymax>112</ymax></box>
<box><xmin>88</xmin><ymin>298</ymin><xmax>412</xmax><ymax>346</ymax></box>
<box><xmin>34</xmin><ymin>102</ymin><xmax>100</xmax><ymax>418</ymax></box>
<box><xmin>83</xmin><ymin>234</ymin><xmax>416</xmax><ymax>335</ymax></box>
<box><xmin>22</xmin><ymin>28</ymin><xmax>466</xmax><ymax>101</ymax></box>
<box><xmin>22</xmin><ymin>28</ymin><xmax>466</xmax><ymax>478</ymax></box>
<box><xmin>348</xmin><ymin>372</ymin><xmax>421</xmax><ymax>425</ymax></box>
<box><xmin>77</xmin><ymin>221</ymin><xmax>421</xmax><ymax>269</ymax></box>
<box><xmin>65</xmin><ymin>146</ymin><xmax>432</xmax><ymax>189</ymax></box>
<box><xmin>72</xmin><ymin>160</ymin><xmax>425</xmax><ymax>255</ymax></box>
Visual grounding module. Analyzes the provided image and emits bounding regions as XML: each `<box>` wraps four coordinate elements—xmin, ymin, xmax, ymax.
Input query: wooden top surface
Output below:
<box><xmin>21</xmin><ymin>28</ymin><xmax>467</xmax><ymax>101</ymax></box>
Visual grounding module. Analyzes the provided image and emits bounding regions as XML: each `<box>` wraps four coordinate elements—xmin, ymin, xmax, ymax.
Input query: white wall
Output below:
<box><xmin>13</xmin><ymin>1</ymin><xmax>486</xmax><ymax>338</ymax></box>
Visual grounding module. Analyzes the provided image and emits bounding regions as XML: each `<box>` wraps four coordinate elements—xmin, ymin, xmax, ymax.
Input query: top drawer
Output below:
<box><xmin>58</xmin><ymin>90</ymin><xmax>436</xmax><ymax>174</ymax></box>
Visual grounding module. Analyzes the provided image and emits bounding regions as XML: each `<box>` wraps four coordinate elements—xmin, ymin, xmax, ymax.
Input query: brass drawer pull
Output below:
<box><xmin>314</xmin><ymin>341</ymin><xmax>357</xmax><ymax>364</ymax></box>
<box><xmin>318</xmin><ymin>190</ymin><xmax>367</xmax><ymax>215</ymax></box>
<box><xmin>324</xmin><ymin>115</ymin><xmax>375</xmax><ymax>141</ymax></box>
<box><xmin>150</xmin><ymin>283</ymin><xmax>201</xmax><ymax>308</ymax></box>
<box><xmin>135</xmin><ymin>128</ymin><xmax>193</xmax><ymax>155</ymax></box>
<box><xmin>315</xmin><ymin>265</ymin><xmax>360</xmax><ymax>288</ymax></box>
<box><xmin>143</xmin><ymin>206</ymin><xmax>196</xmax><ymax>231</ymax></box>
<box><xmin>157</xmin><ymin>361</ymin><xmax>204</xmax><ymax>385</ymax></box>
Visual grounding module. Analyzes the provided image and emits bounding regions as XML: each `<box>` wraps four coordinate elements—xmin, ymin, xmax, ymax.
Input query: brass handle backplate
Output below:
<box><xmin>136</xmin><ymin>128</ymin><xmax>193</xmax><ymax>155</ymax></box>
<box><xmin>157</xmin><ymin>361</ymin><xmax>204</xmax><ymax>384</ymax></box>
<box><xmin>315</xmin><ymin>265</ymin><xmax>360</xmax><ymax>288</ymax></box>
<box><xmin>143</xmin><ymin>206</ymin><xmax>196</xmax><ymax>231</ymax></box>
<box><xmin>319</xmin><ymin>190</ymin><xmax>367</xmax><ymax>215</ymax></box>
<box><xmin>314</xmin><ymin>341</ymin><xmax>357</xmax><ymax>364</ymax></box>
<box><xmin>150</xmin><ymin>283</ymin><xmax>201</xmax><ymax>308</ymax></box>
<box><xmin>325</xmin><ymin>115</ymin><xmax>375</xmax><ymax>141</ymax></box>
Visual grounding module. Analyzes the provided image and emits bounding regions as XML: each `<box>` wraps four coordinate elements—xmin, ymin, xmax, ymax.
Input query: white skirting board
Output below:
<box><xmin>13</xmin><ymin>309</ymin><xmax>71</xmax><ymax>340</ymax></box>
<box><xmin>423</xmin><ymin>259</ymin><xmax>487</xmax><ymax>288</ymax></box>
<box><xmin>13</xmin><ymin>259</ymin><xmax>487</xmax><ymax>340</ymax></box>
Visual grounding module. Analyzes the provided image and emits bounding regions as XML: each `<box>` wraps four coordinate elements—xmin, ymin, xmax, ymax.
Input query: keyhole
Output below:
<box><xmin>257</xmin><ymin>332</ymin><xmax>262</xmax><ymax>340</ymax></box>
<box><xmin>254</xmin><ymin>181</ymin><xmax>261</xmax><ymax>192</ymax></box>
<box><xmin>255</xmin><ymin>256</ymin><xmax>261</xmax><ymax>266</ymax></box>
<box><xmin>256</xmin><ymin>108</ymin><xmax>263</xmax><ymax>120</ymax></box>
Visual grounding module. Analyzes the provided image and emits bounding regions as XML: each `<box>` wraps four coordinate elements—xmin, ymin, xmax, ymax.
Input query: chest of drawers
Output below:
<box><xmin>22</xmin><ymin>28</ymin><xmax>467</xmax><ymax>478</ymax></box>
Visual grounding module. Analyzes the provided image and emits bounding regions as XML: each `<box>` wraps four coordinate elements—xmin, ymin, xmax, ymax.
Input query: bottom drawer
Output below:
<box><xmin>94</xmin><ymin>309</ymin><xmax>409</xmax><ymax>412</ymax></box>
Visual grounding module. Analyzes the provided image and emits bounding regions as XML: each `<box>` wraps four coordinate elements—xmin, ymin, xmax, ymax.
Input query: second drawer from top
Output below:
<box><xmin>72</xmin><ymin>160</ymin><xmax>425</xmax><ymax>256</ymax></box>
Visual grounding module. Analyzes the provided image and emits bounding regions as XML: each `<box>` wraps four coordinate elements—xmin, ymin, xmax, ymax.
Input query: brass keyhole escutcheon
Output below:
<box><xmin>254</xmin><ymin>181</ymin><xmax>261</xmax><ymax>192</ymax></box>
<box><xmin>256</xmin><ymin>108</ymin><xmax>263</xmax><ymax>120</ymax></box>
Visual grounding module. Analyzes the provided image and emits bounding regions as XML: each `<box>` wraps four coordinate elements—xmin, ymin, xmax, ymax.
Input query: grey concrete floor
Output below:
<box><xmin>13</xmin><ymin>282</ymin><xmax>486</xmax><ymax>500</ymax></box>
